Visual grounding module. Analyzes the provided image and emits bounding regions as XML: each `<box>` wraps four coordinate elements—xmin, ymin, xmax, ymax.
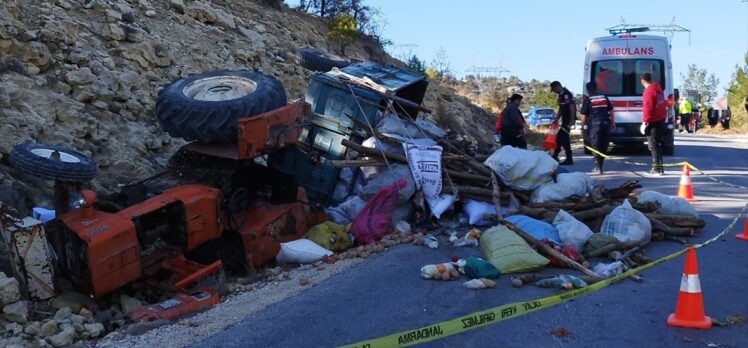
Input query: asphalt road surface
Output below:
<box><xmin>195</xmin><ymin>134</ymin><xmax>748</xmax><ymax>348</ymax></box>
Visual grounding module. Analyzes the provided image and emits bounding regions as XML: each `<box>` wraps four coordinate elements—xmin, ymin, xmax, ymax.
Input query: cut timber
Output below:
<box><xmin>500</xmin><ymin>220</ymin><xmax>599</xmax><ymax>277</ymax></box>
<box><xmin>491</xmin><ymin>173</ymin><xmax>503</xmax><ymax>220</ymax></box>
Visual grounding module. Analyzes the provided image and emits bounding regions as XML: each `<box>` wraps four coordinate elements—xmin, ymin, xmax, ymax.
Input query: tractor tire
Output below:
<box><xmin>156</xmin><ymin>70</ymin><xmax>287</xmax><ymax>143</ymax></box>
<box><xmin>296</xmin><ymin>47</ymin><xmax>350</xmax><ymax>72</ymax></box>
<box><xmin>9</xmin><ymin>143</ymin><xmax>97</xmax><ymax>182</ymax></box>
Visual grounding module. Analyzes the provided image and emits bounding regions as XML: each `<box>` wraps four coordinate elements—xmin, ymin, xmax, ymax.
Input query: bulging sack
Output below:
<box><xmin>276</xmin><ymin>239</ymin><xmax>333</xmax><ymax>264</ymax></box>
<box><xmin>637</xmin><ymin>191</ymin><xmax>697</xmax><ymax>216</ymax></box>
<box><xmin>552</xmin><ymin>209</ymin><xmax>593</xmax><ymax>252</ymax></box>
<box><xmin>601</xmin><ymin>200</ymin><xmax>652</xmax><ymax>246</ymax></box>
<box><xmin>479</xmin><ymin>225</ymin><xmax>549</xmax><ymax>273</ymax></box>
<box><xmin>531</xmin><ymin>172</ymin><xmax>593</xmax><ymax>203</ymax></box>
<box><xmin>351</xmin><ymin>178</ymin><xmax>406</xmax><ymax>244</ymax></box>
<box><xmin>483</xmin><ymin>146</ymin><xmax>557</xmax><ymax>190</ymax></box>
<box><xmin>504</xmin><ymin>214</ymin><xmax>560</xmax><ymax>244</ymax></box>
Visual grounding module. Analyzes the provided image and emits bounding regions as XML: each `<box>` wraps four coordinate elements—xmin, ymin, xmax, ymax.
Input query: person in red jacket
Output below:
<box><xmin>641</xmin><ymin>73</ymin><xmax>666</xmax><ymax>175</ymax></box>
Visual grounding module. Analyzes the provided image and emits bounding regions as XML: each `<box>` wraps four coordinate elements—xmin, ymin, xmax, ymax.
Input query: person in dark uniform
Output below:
<box><xmin>550</xmin><ymin>81</ymin><xmax>576</xmax><ymax>165</ymax></box>
<box><xmin>499</xmin><ymin>94</ymin><xmax>527</xmax><ymax>149</ymax></box>
<box><xmin>580</xmin><ymin>82</ymin><xmax>614</xmax><ymax>174</ymax></box>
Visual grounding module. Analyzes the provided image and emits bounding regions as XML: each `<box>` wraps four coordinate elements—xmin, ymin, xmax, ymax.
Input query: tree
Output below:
<box><xmin>727</xmin><ymin>53</ymin><xmax>748</xmax><ymax>130</ymax></box>
<box><xmin>680</xmin><ymin>64</ymin><xmax>720</xmax><ymax>102</ymax></box>
<box><xmin>430</xmin><ymin>47</ymin><xmax>452</xmax><ymax>80</ymax></box>
<box><xmin>327</xmin><ymin>12</ymin><xmax>358</xmax><ymax>55</ymax></box>
<box><xmin>529</xmin><ymin>89</ymin><xmax>557</xmax><ymax>108</ymax></box>
<box><xmin>407</xmin><ymin>55</ymin><xmax>426</xmax><ymax>73</ymax></box>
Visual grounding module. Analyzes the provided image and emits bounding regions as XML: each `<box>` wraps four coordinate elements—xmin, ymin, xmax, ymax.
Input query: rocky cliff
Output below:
<box><xmin>0</xmin><ymin>0</ymin><xmax>494</xmax><ymax>211</ymax></box>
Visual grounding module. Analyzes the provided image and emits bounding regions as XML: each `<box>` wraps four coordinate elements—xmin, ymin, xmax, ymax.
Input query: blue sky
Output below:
<box><xmin>371</xmin><ymin>0</ymin><xmax>747</xmax><ymax>94</ymax></box>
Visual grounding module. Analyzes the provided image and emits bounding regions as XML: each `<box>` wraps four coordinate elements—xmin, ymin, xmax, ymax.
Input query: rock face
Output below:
<box><xmin>0</xmin><ymin>0</ymin><xmax>492</xmax><ymax>212</ymax></box>
<box><xmin>3</xmin><ymin>300</ymin><xmax>29</xmax><ymax>323</ymax></box>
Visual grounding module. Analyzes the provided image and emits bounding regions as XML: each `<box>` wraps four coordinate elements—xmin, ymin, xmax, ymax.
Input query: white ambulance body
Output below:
<box><xmin>583</xmin><ymin>34</ymin><xmax>675</xmax><ymax>154</ymax></box>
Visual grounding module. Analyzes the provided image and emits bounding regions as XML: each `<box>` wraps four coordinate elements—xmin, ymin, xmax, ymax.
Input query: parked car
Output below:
<box><xmin>525</xmin><ymin>107</ymin><xmax>556</xmax><ymax>127</ymax></box>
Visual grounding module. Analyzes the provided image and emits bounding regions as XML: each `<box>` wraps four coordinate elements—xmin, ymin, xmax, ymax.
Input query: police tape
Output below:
<box><xmin>583</xmin><ymin>145</ymin><xmax>748</xmax><ymax>190</ymax></box>
<box><xmin>339</xmin><ymin>203</ymin><xmax>748</xmax><ymax>348</ymax></box>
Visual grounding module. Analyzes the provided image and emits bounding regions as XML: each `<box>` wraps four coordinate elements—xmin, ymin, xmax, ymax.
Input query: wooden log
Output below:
<box><xmin>665</xmin><ymin>235</ymin><xmax>688</xmax><ymax>245</ymax></box>
<box><xmin>586</xmin><ymin>242</ymin><xmax>625</xmax><ymax>258</ymax></box>
<box><xmin>649</xmin><ymin>216</ymin><xmax>697</xmax><ymax>236</ymax></box>
<box><xmin>645</xmin><ymin>214</ymin><xmax>706</xmax><ymax>228</ymax></box>
<box><xmin>528</xmin><ymin>201</ymin><xmax>600</xmax><ymax>211</ymax></box>
<box><xmin>330</xmin><ymin>159</ymin><xmax>386</xmax><ymax>167</ymax></box>
<box><xmin>651</xmin><ymin>231</ymin><xmax>665</xmax><ymax>240</ymax></box>
<box><xmin>491</xmin><ymin>172</ymin><xmax>503</xmax><ymax>220</ymax></box>
<box><xmin>500</xmin><ymin>220</ymin><xmax>599</xmax><ymax>277</ymax></box>
<box><xmin>438</xmin><ymin>139</ymin><xmax>493</xmax><ymax>177</ymax></box>
<box><xmin>517</xmin><ymin>205</ymin><xmax>556</xmax><ymax>220</ymax></box>
<box><xmin>571</xmin><ymin>204</ymin><xmax>613</xmax><ymax>221</ymax></box>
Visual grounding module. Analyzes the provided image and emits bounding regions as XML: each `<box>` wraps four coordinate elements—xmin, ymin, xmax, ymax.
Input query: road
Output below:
<box><xmin>194</xmin><ymin>134</ymin><xmax>748</xmax><ymax>348</ymax></box>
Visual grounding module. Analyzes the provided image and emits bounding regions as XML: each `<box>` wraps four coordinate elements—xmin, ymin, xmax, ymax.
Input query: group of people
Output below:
<box><xmin>494</xmin><ymin>73</ymin><xmax>669</xmax><ymax>176</ymax></box>
<box><xmin>677</xmin><ymin>97</ymin><xmax>732</xmax><ymax>131</ymax></box>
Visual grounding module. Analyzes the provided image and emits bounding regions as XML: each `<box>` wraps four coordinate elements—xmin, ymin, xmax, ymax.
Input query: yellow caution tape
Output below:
<box><xmin>339</xmin><ymin>203</ymin><xmax>748</xmax><ymax>348</ymax></box>
<box><xmin>584</xmin><ymin>145</ymin><xmax>748</xmax><ymax>190</ymax></box>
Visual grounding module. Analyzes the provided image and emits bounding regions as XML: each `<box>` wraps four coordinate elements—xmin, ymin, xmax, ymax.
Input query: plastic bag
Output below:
<box><xmin>601</xmin><ymin>200</ymin><xmax>652</xmax><ymax>246</ymax></box>
<box><xmin>276</xmin><ymin>239</ymin><xmax>333</xmax><ymax>264</ymax></box>
<box><xmin>536</xmin><ymin>275</ymin><xmax>588</xmax><ymax>289</ymax></box>
<box><xmin>351</xmin><ymin>178</ymin><xmax>405</xmax><ymax>244</ymax></box>
<box><xmin>637</xmin><ymin>191</ymin><xmax>697</xmax><ymax>216</ymax></box>
<box><xmin>359</xmin><ymin>164</ymin><xmax>416</xmax><ymax>204</ymax></box>
<box><xmin>464</xmin><ymin>257</ymin><xmax>500</xmax><ymax>279</ymax></box>
<box><xmin>360</xmin><ymin>137</ymin><xmax>404</xmax><ymax>180</ymax></box>
<box><xmin>552</xmin><ymin>209</ymin><xmax>593</xmax><ymax>252</ymax></box>
<box><xmin>504</xmin><ymin>214</ymin><xmax>561</xmax><ymax>244</ymax></box>
<box><xmin>463</xmin><ymin>200</ymin><xmax>496</xmax><ymax>226</ymax></box>
<box><xmin>416</xmin><ymin>119</ymin><xmax>447</xmax><ymax>138</ymax></box>
<box><xmin>431</xmin><ymin>194</ymin><xmax>456</xmax><ymax>219</ymax></box>
<box><xmin>483</xmin><ymin>146</ymin><xmax>557</xmax><ymax>190</ymax></box>
<box><xmin>592</xmin><ymin>261</ymin><xmax>623</xmax><ymax>277</ymax></box>
<box><xmin>463</xmin><ymin>278</ymin><xmax>496</xmax><ymax>289</ymax></box>
<box><xmin>530</xmin><ymin>172</ymin><xmax>593</xmax><ymax>203</ymax></box>
<box><xmin>305</xmin><ymin>221</ymin><xmax>351</xmax><ymax>252</ymax></box>
<box><xmin>376</xmin><ymin>113</ymin><xmax>429</xmax><ymax>139</ymax></box>
<box><xmin>480</xmin><ymin>225</ymin><xmax>550</xmax><ymax>273</ymax></box>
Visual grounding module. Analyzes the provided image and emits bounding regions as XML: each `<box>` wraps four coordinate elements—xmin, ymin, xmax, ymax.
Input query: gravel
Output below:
<box><xmin>96</xmin><ymin>257</ymin><xmax>366</xmax><ymax>348</ymax></box>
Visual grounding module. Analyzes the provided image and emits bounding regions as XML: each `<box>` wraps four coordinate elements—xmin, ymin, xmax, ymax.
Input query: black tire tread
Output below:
<box><xmin>156</xmin><ymin>70</ymin><xmax>286</xmax><ymax>143</ymax></box>
<box><xmin>9</xmin><ymin>143</ymin><xmax>96</xmax><ymax>182</ymax></box>
<box><xmin>296</xmin><ymin>47</ymin><xmax>350</xmax><ymax>72</ymax></box>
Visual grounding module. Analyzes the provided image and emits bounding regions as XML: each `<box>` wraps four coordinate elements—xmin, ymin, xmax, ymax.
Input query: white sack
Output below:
<box><xmin>601</xmin><ymin>200</ymin><xmax>652</xmax><ymax>246</ymax></box>
<box><xmin>552</xmin><ymin>209</ymin><xmax>593</xmax><ymax>252</ymax></box>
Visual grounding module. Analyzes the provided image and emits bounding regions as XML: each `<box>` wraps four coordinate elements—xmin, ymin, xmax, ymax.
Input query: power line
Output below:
<box><xmin>606</xmin><ymin>17</ymin><xmax>691</xmax><ymax>44</ymax></box>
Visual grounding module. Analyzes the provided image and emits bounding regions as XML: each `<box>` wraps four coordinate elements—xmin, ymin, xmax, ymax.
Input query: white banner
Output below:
<box><xmin>404</xmin><ymin>143</ymin><xmax>445</xmax><ymax>214</ymax></box>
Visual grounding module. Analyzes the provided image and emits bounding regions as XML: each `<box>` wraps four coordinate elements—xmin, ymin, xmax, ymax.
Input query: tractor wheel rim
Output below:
<box><xmin>182</xmin><ymin>76</ymin><xmax>258</xmax><ymax>101</ymax></box>
<box><xmin>30</xmin><ymin>148</ymin><xmax>81</xmax><ymax>163</ymax></box>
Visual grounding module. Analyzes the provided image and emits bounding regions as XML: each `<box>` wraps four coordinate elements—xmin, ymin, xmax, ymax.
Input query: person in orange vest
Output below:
<box><xmin>499</xmin><ymin>94</ymin><xmax>527</xmax><ymax>149</ymax></box>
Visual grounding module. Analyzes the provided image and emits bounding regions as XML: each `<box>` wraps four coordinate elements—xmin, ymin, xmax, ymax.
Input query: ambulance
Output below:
<box><xmin>583</xmin><ymin>31</ymin><xmax>675</xmax><ymax>155</ymax></box>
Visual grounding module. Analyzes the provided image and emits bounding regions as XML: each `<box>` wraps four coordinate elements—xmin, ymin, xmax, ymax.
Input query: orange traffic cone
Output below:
<box><xmin>678</xmin><ymin>164</ymin><xmax>694</xmax><ymax>200</ymax></box>
<box><xmin>736</xmin><ymin>215</ymin><xmax>748</xmax><ymax>240</ymax></box>
<box><xmin>542</xmin><ymin>124</ymin><xmax>558</xmax><ymax>150</ymax></box>
<box><xmin>667</xmin><ymin>247</ymin><xmax>712</xmax><ymax>329</ymax></box>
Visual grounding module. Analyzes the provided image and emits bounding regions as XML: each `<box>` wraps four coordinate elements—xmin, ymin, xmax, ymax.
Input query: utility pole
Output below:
<box><xmin>606</xmin><ymin>18</ymin><xmax>690</xmax><ymax>44</ymax></box>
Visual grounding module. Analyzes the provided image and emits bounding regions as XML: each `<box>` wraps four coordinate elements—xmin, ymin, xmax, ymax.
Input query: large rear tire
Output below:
<box><xmin>156</xmin><ymin>70</ymin><xmax>286</xmax><ymax>143</ymax></box>
<box><xmin>9</xmin><ymin>143</ymin><xmax>97</xmax><ymax>182</ymax></box>
<box><xmin>296</xmin><ymin>47</ymin><xmax>350</xmax><ymax>72</ymax></box>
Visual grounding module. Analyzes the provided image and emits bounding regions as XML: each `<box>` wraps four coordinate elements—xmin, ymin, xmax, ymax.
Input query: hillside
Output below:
<box><xmin>0</xmin><ymin>0</ymin><xmax>495</xmax><ymax>211</ymax></box>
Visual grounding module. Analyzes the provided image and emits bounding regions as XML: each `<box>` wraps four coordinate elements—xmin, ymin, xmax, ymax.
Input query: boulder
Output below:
<box><xmin>119</xmin><ymin>294</ymin><xmax>142</xmax><ymax>314</ymax></box>
<box><xmin>24</xmin><ymin>321</ymin><xmax>41</xmax><ymax>336</ymax></box>
<box><xmin>65</xmin><ymin>68</ymin><xmax>96</xmax><ymax>86</ymax></box>
<box><xmin>184</xmin><ymin>2</ymin><xmax>237</xmax><ymax>29</ymax></box>
<box><xmin>169</xmin><ymin>0</ymin><xmax>186</xmax><ymax>13</ymax></box>
<box><xmin>3</xmin><ymin>300</ymin><xmax>29</xmax><ymax>323</ymax></box>
<box><xmin>40</xmin><ymin>320</ymin><xmax>58</xmax><ymax>337</ymax></box>
<box><xmin>84</xmin><ymin>323</ymin><xmax>104</xmax><ymax>338</ymax></box>
<box><xmin>50</xmin><ymin>291</ymin><xmax>97</xmax><ymax>313</ymax></box>
<box><xmin>0</xmin><ymin>272</ymin><xmax>21</xmax><ymax>306</ymax></box>
<box><xmin>53</xmin><ymin>307</ymin><xmax>72</xmax><ymax>322</ymax></box>
<box><xmin>48</xmin><ymin>325</ymin><xmax>75</xmax><ymax>348</ymax></box>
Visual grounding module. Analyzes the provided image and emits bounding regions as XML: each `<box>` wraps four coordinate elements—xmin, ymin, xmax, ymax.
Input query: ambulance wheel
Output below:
<box><xmin>156</xmin><ymin>70</ymin><xmax>286</xmax><ymax>143</ymax></box>
<box><xmin>9</xmin><ymin>143</ymin><xmax>97</xmax><ymax>182</ymax></box>
<box><xmin>296</xmin><ymin>47</ymin><xmax>350</xmax><ymax>72</ymax></box>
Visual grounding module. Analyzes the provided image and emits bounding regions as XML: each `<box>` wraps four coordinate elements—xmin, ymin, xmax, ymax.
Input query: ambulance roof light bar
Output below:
<box><xmin>608</xmin><ymin>27</ymin><xmax>650</xmax><ymax>35</ymax></box>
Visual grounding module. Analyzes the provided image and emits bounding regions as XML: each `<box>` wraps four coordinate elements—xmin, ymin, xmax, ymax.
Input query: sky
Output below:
<box><xmin>371</xmin><ymin>0</ymin><xmax>748</xmax><ymax>95</ymax></box>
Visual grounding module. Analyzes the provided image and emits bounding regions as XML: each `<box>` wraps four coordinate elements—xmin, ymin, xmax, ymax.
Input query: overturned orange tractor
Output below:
<box><xmin>10</xmin><ymin>71</ymin><xmax>325</xmax><ymax>298</ymax></box>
